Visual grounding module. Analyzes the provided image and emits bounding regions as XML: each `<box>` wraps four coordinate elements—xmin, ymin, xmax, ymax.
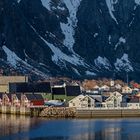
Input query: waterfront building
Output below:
<box><xmin>65</xmin><ymin>85</ymin><xmax>81</xmax><ymax>96</ymax></box>
<box><xmin>3</xmin><ymin>94</ymin><xmax>11</xmax><ymax>106</ymax></box>
<box><xmin>69</xmin><ymin>95</ymin><xmax>95</xmax><ymax>108</ymax></box>
<box><xmin>51</xmin><ymin>86</ymin><xmax>66</xmax><ymax>100</ymax></box>
<box><xmin>126</xmin><ymin>97</ymin><xmax>140</xmax><ymax>109</ymax></box>
<box><xmin>9</xmin><ymin>82</ymin><xmax>51</xmax><ymax>93</ymax></box>
<box><xmin>0</xmin><ymin>76</ymin><xmax>28</xmax><ymax>93</ymax></box>
<box><xmin>21</xmin><ymin>93</ymin><xmax>44</xmax><ymax>107</ymax></box>
<box><xmin>11</xmin><ymin>94</ymin><xmax>21</xmax><ymax>106</ymax></box>
<box><xmin>102</xmin><ymin>92</ymin><xmax>122</xmax><ymax>108</ymax></box>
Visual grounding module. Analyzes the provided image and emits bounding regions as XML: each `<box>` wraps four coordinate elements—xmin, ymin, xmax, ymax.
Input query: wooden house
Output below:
<box><xmin>115</xmin><ymin>84</ymin><xmax>122</xmax><ymax>90</ymax></box>
<box><xmin>102</xmin><ymin>92</ymin><xmax>122</xmax><ymax>108</ymax></box>
<box><xmin>69</xmin><ymin>95</ymin><xmax>95</xmax><ymax>108</ymax></box>
<box><xmin>122</xmin><ymin>86</ymin><xmax>132</xmax><ymax>94</ymax></box>
<box><xmin>21</xmin><ymin>93</ymin><xmax>44</xmax><ymax>107</ymax></box>
<box><xmin>21</xmin><ymin>93</ymin><xmax>34</xmax><ymax>107</ymax></box>
<box><xmin>34</xmin><ymin>94</ymin><xmax>44</xmax><ymax>106</ymax></box>
<box><xmin>3</xmin><ymin>94</ymin><xmax>11</xmax><ymax>106</ymax></box>
<box><xmin>11</xmin><ymin>94</ymin><xmax>21</xmax><ymax>107</ymax></box>
<box><xmin>126</xmin><ymin>97</ymin><xmax>140</xmax><ymax>109</ymax></box>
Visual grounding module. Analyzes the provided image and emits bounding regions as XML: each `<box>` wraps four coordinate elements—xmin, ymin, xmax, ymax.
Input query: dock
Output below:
<box><xmin>1</xmin><ymin>106</ymin><xmax>140</xmax><ymax>118</ymax></box>
<box><xmin>0</xmin><ymin>105</ymin><xmax>76</xmax><ymax>117</ymax></box>
<box><xmin>76</xmin><ymin>108</ymin><xmax>140</xmax><ymax>118</ymax></box>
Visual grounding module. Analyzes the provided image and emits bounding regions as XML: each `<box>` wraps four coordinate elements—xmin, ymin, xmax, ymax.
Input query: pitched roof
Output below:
<box><xmin>128</xmin><ymin>97</ymin><xmax>140</xmax><ymax>103</ymax></box>
<box><xmin>0</xmin><ymin>93</ymin><xmax>3</xmax><ymax>99</ymax></box>
<box><xmin>34</xmin><ymin>94</ymin><xmax>44</xmax><ymax>100</ymax></box>
<box><xmin>25</xmin><ymin>94</ymin><xmax>36</xmax><ymax>100</ymax></box>
<box><xmin>89</xmin><ymin>95</ymin><xmax>102</xmax><ymax>102</ymax></box>
<box><xmin>16</xmin><ymin>94</ymin><xmax>21</xmax><ymax>100</ymax></box>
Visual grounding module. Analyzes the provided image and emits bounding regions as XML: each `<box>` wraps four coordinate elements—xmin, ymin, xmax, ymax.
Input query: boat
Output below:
<box><xmin>44</xmin><ymin>100</ymin><xmax>65</xmax><ymax>107</ymax></box>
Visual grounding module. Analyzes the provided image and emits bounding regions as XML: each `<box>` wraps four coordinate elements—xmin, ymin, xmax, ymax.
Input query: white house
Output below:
<box><xmin>93</xmin><ymin>85</ymin><xmax>100</xmax><ymax>90</ymax></box>
<box><xmin>122</xmin><ymin>86</ymin><xmax>132</xmax><ymax>94</ymax></box>
<box><xmin>115</xmin><ymin>84</ymin><xmax>122</xmax><ymax>90</ymax></box>
<box><xmin>126</xmin><ymin>97</ymin><xmax>140</xmax><ymax>109</ymax></box>
<box><xmin>69</xmin><ymin>95</ymin><xmax>95</xmax><ymax>108</ymax></box>
<box><xmin>102</xmin><ymin>92</ymin><xmax>122</xmax><ymax>108</ymax></box>
<box><xmin>100</xmin><ymin>85</ymin><xmax>110</xmax><ymax>91</ymax></box>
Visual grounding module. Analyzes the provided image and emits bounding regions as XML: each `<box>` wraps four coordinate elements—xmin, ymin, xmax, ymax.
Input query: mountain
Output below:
<box><xmin>0</xmin><ymin>0</ymin><xmax>140</xmax><ymax>81</ymax></box>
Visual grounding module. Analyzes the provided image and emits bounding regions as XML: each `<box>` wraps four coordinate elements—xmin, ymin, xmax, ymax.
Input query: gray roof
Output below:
<box><xmin>89</xmin><ymin>95</ymin><xmax>102</xmax><ymax>102</ymax></box>
<box><xmin>128</xmin><ymin>97</ymin><xmax>140</xmax><ymax>103</ymax></box>
<box><xmin>25</xmin><ymin>94</ymin><xmax>36</xmax><ymax>100</ymax></box>
<box><xmin>34</xmin><ymin>94</ymin><xmax>44</xmax><ymax>100</ymax></box>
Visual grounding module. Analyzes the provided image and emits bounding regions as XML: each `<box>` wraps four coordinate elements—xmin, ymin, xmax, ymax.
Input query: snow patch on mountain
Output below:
<box><xmin>2</xmin><ymin>45</ymin><xmax>20</xmax><ymax>66</ymax></box>
<box><xmin>41</xmin><ymin>0</ymin><xmax>51</xmax><ymax>11</ymax></box>
<box><xmin>72</xmin><ymin>67</ymin><xmax>81</xmax><ymax>75</ymax></box>
<box><xmin>60</xmin><ymin>0</ymin><xmax>82</xmax><ymax>50</ymax></box>
<box><xmin>114</xmin><ymin>53</ymin><xmax>134</xmax><ymax>72</ymax></box>
<box><xmin>2</xmin><ymin>45</ymin><xmax>49</xmax><ymax>78</ymax></box>
<box><xmin>94</xmin><ymin>56</ymin><xmax>111</xmax><ymax>69</ymax></box>
<box><xmin>40</xmin><ymin>35</ymin><xmax>86</xmax><ymax>67</ymax></box>
<box><xmin>115</xmin><ymin>37</ymin><xmax>126</xmax><ymax>50</ymax></box>
<box><xmin>94</xmin><ymin>33</ymin><xmax>98</xmax><ymax>38</ymax></box>
<box><xmin>86</xmin><ymin>71</ymin><xmax>96</xmax><ymax>76</ymax></box>
<box><xmin>29</xmin><ymin>23</ymin><xmax>87</xmax><ymax>68</ymax></box>
<box><xmin>135</xmin><ymin>0</ymin><xmax>140</xmax><ymax>5</ymax></box>
<box><xmin>17</xmin><ymin>0</ymin><xmax>21</xmax><ymax>3</ymax></box>
<box><xmin>108</xmin><ymin>35</ymin><xmax>111</xmax><ymax>44</ymax></box>
<box><xmin>105</xmin><ymin>0</ymin><xmax>118</xmax><ymax>24</ymax></box>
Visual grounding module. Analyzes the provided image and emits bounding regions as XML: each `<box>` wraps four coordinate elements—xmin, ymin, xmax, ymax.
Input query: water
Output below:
<box><xmin>0</xmin><ymin>115</ymin><xmax>140</xmax><ymax>140</ymax></box>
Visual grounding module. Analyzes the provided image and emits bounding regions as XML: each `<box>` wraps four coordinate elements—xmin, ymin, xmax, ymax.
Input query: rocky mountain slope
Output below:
<box><xmin>0</xmin><ymin>0</ymin><xmax>140</xmax><ymax>81</ymax></box>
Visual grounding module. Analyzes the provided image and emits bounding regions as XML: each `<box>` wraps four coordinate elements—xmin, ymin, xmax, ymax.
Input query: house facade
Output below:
<box><xmin>11</xmin><ymin>94</ymin><xmax>21</xmax><ymax>107</ymax></box>
<box><xmin>122</xmin><ymin>86</ymin><xmax>132</xmax><ymax>94</ymax></box>
<box><xmin>69</xmin><ymin>95</ymin><xmax>95</xmax><ymax>108</ymax></box>
<box><xmin>102</xmin><ymin>92</ymin><xmax>122</xmax><ymax>108</ymax></box>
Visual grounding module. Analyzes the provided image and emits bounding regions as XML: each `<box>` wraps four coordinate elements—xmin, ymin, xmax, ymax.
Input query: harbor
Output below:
<box><xmin>0</xmin><ymin>76</ymin><xmax>140</xmax><ymax>118</ymax></box>
<box><xmin>1</xmin><ymin>105</ymin><xmax>140</xmax><ymax>118</ymax></box>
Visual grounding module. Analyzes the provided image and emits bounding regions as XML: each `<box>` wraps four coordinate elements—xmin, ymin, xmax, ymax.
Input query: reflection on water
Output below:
<box><xmin>0</xmin><ymin>114</ymin><xmax>40</xmax><ymax>140</ymax></box>
<box><xmin>0</xmin><ymin>115</ymin><xmax>140</xmax><ymax>140</ymax></box>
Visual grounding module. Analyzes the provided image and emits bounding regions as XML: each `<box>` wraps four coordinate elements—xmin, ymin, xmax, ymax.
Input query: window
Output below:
<box><xmin>73</xmin><ymin>103</ymin><xmax>75</xmax><ymax>106</ymax></box>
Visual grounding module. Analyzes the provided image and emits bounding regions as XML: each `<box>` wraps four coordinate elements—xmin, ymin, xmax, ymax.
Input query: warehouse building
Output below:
<box><xmin>0</xmin><ymin>76</ymin><xmax>28</xmax><ymax>93</ymax></box>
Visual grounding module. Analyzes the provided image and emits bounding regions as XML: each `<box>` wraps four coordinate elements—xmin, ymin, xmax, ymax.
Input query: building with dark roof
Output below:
<box><xmin>9</xmin><ymin>82</ymin><xmax>51</xmax><ymax>93</ymax></box>
<box><xmin>65</xmin><ymin>85</ymin><xmax>81</xmax><ymax>96</ymax></box>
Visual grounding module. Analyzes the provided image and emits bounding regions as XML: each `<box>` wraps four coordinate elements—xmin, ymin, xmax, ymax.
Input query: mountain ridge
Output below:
<box><xmin>0</xmin><ymin>0</ymin><xmax>140</xmax><ymax>81</ymax></box>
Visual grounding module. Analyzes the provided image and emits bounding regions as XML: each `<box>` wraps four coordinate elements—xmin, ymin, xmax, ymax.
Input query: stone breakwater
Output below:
<box><xmin>76</xmin><ymin>108</ymin><xmax>140</xmax><ymax>118</ymax></box>
<box><xmin>40</xmin><ymin>107</ymin><xmax>76</xmax><ymax>118</ymax></box>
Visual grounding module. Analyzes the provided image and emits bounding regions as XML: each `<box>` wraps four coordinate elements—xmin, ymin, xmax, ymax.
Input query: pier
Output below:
<box><xmin>1</xmin><ymin>106</ymin><xmax>140</xmax><ymax>118</ymax></box>
<box><xmin>0</xmin><ymin>105</ymin><xmax>76</xmax><ymax>117</ymax></box>
<box><xmin>76</xmin><ymin>108</ymin><xmax>140</xmax><ymax>118</ymax></box>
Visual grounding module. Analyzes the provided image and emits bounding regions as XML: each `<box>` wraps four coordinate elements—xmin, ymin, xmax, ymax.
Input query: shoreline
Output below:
<box><xmin>1</xmin><ymin>106</ymin><xmax>140</xmax><ymax>118</ymax></box>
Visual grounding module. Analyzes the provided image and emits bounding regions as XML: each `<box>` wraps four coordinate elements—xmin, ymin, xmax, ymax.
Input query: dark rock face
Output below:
<box><xmin>0</xmin><ymin>0</ymin><xmax>140</xmax><ymax>81</ymax></box>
